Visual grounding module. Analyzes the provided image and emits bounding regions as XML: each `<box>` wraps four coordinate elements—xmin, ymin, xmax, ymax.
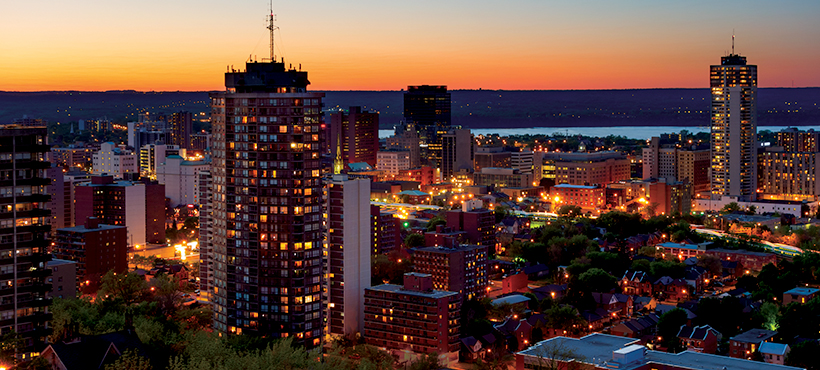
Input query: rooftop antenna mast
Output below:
<box><xmin>732</xmin><ymin>30</ymin><xmax>735</xmax><ymax>55</ymax></box>
<box><xmin>266</xmin><ymin>1</ymin><xmax>278</xmax><ymax>62</ymax></box>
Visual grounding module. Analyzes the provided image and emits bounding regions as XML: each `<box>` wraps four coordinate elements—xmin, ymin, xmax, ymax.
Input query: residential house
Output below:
<box><xmin>677</xmin><ymin>325</ymin><xmax>721</xmax><ymax>354</ymax></box>
<box><xmin>610</xmin><ymin>314</ymin><xmax>659</xmax><ymax>339</ymax></box>
<box><xmin>759</xmin><ymin>342</ymin><xmax>789</xmax><ymax>365</ymax></box>
<box><xmin>620</xmin><ymin>270</ymin><xmax>654</xmax><ymax>296</ymax></box>
<box><xmin>729</xmin><ymin>329</ymin><xmax>777</xmax><ymax>359</ymax></box>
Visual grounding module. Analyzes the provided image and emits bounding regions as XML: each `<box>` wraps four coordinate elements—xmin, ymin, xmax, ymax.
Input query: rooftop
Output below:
<box><xmin>783</xmin><ymin>287</ymin><xmax>819</xmax><ymax>296</ymax></box>
<box><xmin>730</xmin><ymin>328</ymin><xmax>778</xmax><ymax>343</ymax></box>
<box><xmin>366</xmin><ymin>283</ymin><xmax>458</xmax><ymax>300</ymax></box>
<box><xmin>554</xmin><ymin>183</ymin><xmax>599</xmax><ymax>189</ymax></box>
<box><xmin>58</xmin><ymin>224</ymin><xmax>126</xmax><ymax>233</ymax></box>
<box><xmin>491</xmin><ymin>294</ymin><xmax>531</xmax><ymax>307</ymax></box>
<box><xmin>657</xmin><ymin>242</ymin><xmax>701</xmax><ymax>250</ymax></box>
<box><xmin>759</xmin><ymin>342</ymin><xmax>789</xmax><ymax>356</ymax></box>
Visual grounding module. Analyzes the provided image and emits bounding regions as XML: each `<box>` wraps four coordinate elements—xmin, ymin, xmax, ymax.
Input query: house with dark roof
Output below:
<box><xmin>530</xmin><ymin>284</ymin><xmax>568</xmax><ymax>301</ymax></box>
<box><xmin>591</xmin><ymin>292</ymin><xmax>633</xmax><ymax>317</ymax></box>
<box><xmin>783</xmin><ymin>287</ymin><xmax>819</xmax><ymax>305</ymax></box>
<box><xmin>459</xmin><ymin>336</ymin><xmax>485</xmax><ymax>363</ymax></box>
<box><xmin>610</xmin><ymin>314</ymin><xmax>659</xmax><ymax>339</ymax></box>
<box><xmin>581</xmin><ymin>308</ymin><xmax>612</xmax><ymax>331</ymax></box>
<box><xmin>620</xmin><ymin>270</ymin><xmax>654</xmax><ymax>296</ymax></box>
<box><xmin>729</xmin><ymin>328</ymin><xmax>777</xmax><ymax>359</ymax></box>
<box><xmin>40</xmin><ymin>330</ymin><xmax>147</xmax><ymax>370</ymax></box>
<box><xmin>653</xmin><ymin>276</ymin><xmax>691</xmax><ymax>302</ymax></box>
<box><xmin>684</xmin><ymin>266</ymin><xmax>708</xmax><ymax>293</ymax></box>
<box><xmin>493</xmin><ymin>317</ymin><xmax>532</xmax><ymax>351</ymax></box>
<box><xmin>677</xmin><ymin>325</ymin><xmax>721</xmax><ymax>354</ymax></box>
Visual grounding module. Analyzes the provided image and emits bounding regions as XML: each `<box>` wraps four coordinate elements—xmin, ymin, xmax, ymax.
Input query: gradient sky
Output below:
<box><xmin>2</xmin><ymin>0</ymin><xmax>819</xmax><ymax>91</ymax></box>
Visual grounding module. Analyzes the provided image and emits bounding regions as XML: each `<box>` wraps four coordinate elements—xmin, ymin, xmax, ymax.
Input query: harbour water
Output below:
<box><xmin>379</xmin><ymin>125</ymin><xmax>820</xmax><ymax>140</ymax></box>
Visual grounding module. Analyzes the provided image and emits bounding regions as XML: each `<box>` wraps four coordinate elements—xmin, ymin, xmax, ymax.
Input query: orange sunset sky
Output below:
<box><xmin>2</xmin><ymin>0</ymin><xmax>819</xmax><ymax>91</ymax></box>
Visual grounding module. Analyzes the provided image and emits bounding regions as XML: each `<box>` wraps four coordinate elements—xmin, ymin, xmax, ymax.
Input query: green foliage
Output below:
<box><xmin>779</xmin><ymin>297</ymin><xmax>820</xmax><ymax>340</ymax></box>
<box><xmin>649</xmin><ymin>260</ymin><xmax>685</xmax><ymax>279</ymax></box>
<box><xmin>630</xmin><ymin>259</ymin><xmax>651</xmax><ymax>272</ymax></box>
<box><xmin>407</xmin><ymin>353</ymin><xmax>440</xmax><ymax>370</ymax></box>
<box><xmin>695</xmin><ymin>254</ymin><xmax>722</xmax><ymax>276</ymax></box>
<box><xmin>556</xmin><ymin>205</ymin><xmax>582</xmax><ymax>218</ymax></box>
<box><xmin>167</xmin><ymin>334</ymin><xmax>329</xmax><ymax>370</ymax></box>
<box><xmin>371</xmin><ymin>254</ymin><xmax>413</xmax><ymax>285</ymax></box>
<box><xmin>99</xmin><ymin>270</ymin><xmax>148</xmax><ymax>306</ymax></box>
<box><xmin>720</xmin><ymin>202</ymin><xmax>741</xmax><ymax>215</ymax></box>
<box><xmin>695</xmin><ymin>297</ymin><xmax>745</xmax><ymax>338</ymax></box>
<box><xmin>403</xmin><ymin>233</ymin><xmax>424</xmax><ymax>248</ymax></box>
<box><xmin>785</xmin><ymin>340</ymin><xmax>820</xmax><ymax>370</ymax></box>
<box><xmin>577</xmin><ymin>268</ymin><xmax>617</xmax><ymax>293</ymax></box>
<box><xmin>543</xmin><ymin>305</ymin><xmax>586</xmax><ymax>334</ymax></box>
<box><xmin>0</xmin><ymin>330</ymin><xmax>22</xmax><ymax>365</ymax></box>
<box><xmin>657</xmin><ymin>308</ymin><xmax>688</xmax><ymax>352</ymax></box>
<box><xmin>426</xmin><ymin>217</ymin><xmax>446</xmax><ymax>232</ymax></box>
<box><xmin>494</xmin><ymin>206</ymin><xmax>511</xmax><ymax>224</ymax></box>
<box><xmin>759</xmin><ymin>302</ymin><xmax>780</xmax><ymax>331</ymax></box>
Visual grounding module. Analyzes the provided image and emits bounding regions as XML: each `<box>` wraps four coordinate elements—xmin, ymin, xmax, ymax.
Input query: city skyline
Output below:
<box><xmin>2</xmin><ymin>1</ymin><xmax>820</xmax><ymax>91</ymax></box>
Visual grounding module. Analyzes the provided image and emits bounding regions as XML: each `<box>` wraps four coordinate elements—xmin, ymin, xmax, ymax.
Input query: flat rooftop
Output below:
<box><xmin>58</xmin><ymin>224</ymin><xmax>126</xmax><ymax>233</ymax></box>
<box><xmin>366</xmin><ymin>284</ymin><xmax>458</xmax><ymax>300</ymax></box>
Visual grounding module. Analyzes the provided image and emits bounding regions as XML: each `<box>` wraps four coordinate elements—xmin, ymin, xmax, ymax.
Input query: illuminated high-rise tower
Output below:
<box><xmin>710</xmin><ymin>44</ymin><xmax>757</xmax><ymax>201</ymax></box>
<box><xmin>209</xmin><ymin>10</ymin><xmax>325</xmax><ymax>348</ymax></box>
<box><xmin>404</xmin><ymin>85</ymin><xmax>451</xmax><ymax>167</ymax></box>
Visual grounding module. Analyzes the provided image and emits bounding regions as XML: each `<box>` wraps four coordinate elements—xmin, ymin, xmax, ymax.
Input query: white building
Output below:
<box><xmin>710</xmin><ymin>53</ymin><xmax>757</xmax><ymax>201</ymax></box>
<box><xmin>92</xmin><ymin>142</ymin><xmax>138</xmax><ymax>178</ymax></box>
<box><xmin>140</xmin><ymin>144</ymin><xmax>184</xmax><ymax>179</ymax></box>
<box><xmin>326</xmin><ymin>175</ymin><xmax>371</xmax><ymax>337</ymax></box>
<box><xmin>156</xmin><ymin>155</ymin><xmax>209</xmax><ymax>207</ymax></box>
<box><xmin>377</xmin><ymin>150</ymin><xmax>411</xmax><ymax>175</ymax></box>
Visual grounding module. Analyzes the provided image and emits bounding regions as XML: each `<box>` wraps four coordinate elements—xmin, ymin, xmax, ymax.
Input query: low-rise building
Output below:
<box><xmin>759</xmin><ymin>342</ymin><xmax>790</xmax><ymax>365</ymax></box>
<box><xmin>705</xmin><ymin>248</ymin><xmax>778</xmax><ymax>271</ymax></box>
<box><xmin>729</xmin><ymin>328</ymin><xmax>777</xmax><ymax>359</ymax></box>
<box><xmin>364</xmin><ymin>273</ymin><xmax>461</xmax><ymax>365</ymax></box>
<box><xmin>46</xmin><ymin>259</ymin><xmax>77</xmax><ymax>300</ymax></box>
<box><xmin>656</xmin><ymin>242</ymin><xmax>707</xmax><ymax>260</ymax></box>
<box><xmin>92</xmin><ymin>142</ymin><xmax>138</xmax><ymax>178</ymax></box>
<box><xmin>677</xmin><ymin>325</ymin><xmax>720</xmax><ymax>354</ymax></box>
<box><xmin>549</xmin><ymin>183</ymin><xmax>605</xmax><ymax>212</ymax></box>
<box><xmin>52</xmin><ymin>217</ymin><xmax>128</xmax><ymax>294</ymax></box>
<box><xmin>782</xmin><ymin>287</ymin><xmax>819</xmax><ymax>305</ymax></box>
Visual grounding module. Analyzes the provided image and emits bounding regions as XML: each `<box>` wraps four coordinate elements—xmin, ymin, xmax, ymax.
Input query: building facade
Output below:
<box><xmin>758</xmin><ymin>148</ymin><xmax>820</xmax><ymax>199</ymax></box>
<box><xmin>326</xmin><ymin>175</ymin><xmax>371</xmax><ymax>337</ymax></box>
<box><xmin>546</xmin><ymin>151</ymin><xmax>631</xmax><ymax>186</ymax></box>
<box><xmin>92</xmin><ymin>142</ymin><xmax>138</xmax><ymax>179</ymax></box>
<box><xmin>404</xmin><ymin>86</ymin><xmax>451</xmax><ymax>167</ymax></box>
<box><xmin>0</xmin><ymin>125</ymin><xmax>53</xmax><ymax>360</ymax></box>
<box><xmin>210</xmin><ymin>59</ymin><xmax>325</xmax><ymax>347</ymax></box>
<box><xmin>156</xmin><ymin>155</ymin><xmax>209</xmax><ymax>207</ymax></box>
<box><xmin>441</xmin><ymin>129</ymin><xmax>474</xmax><ymax>181</ymax></box>
<box><xmin>328</xmin><ymin>107</ymin><xmax>379</xmax><ymax>168</ymax></box>
<box><xmin>377</xmin><ymin>150</ymin><xmax>411</xmax><ymax>176</ymax></box>
<box><xmin>413</xmin><ymin>245</ymin><xmax>489</xmax><ymax>300</ymax></box>
<box><xmin>710</xmin><ymin>53</ymin><xmax>757</xmax><ymax>201</ymax></box>
<box><xmin>52</xmin><ymin>217</ymin><xmax>127</xmax><ymax>294</ymax></box>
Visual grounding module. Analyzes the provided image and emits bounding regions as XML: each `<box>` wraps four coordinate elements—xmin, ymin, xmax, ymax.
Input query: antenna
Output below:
<box><xmin>266</xmin><ymin>1</ymin><xmax>279</xmax><ymax>62</ymax></box>
<box><xmin>731</xmin><ymin>30</ymin><xmax>735</xmax><ymax>55</ymax></box>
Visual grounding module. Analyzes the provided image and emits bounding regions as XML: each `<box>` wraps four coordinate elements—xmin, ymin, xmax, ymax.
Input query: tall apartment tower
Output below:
<box><xmin>710</xmin><ymin>51</ymin><xmax>757</xmax><ymax>201</ymax></box>
<box><xmin>326</xmin><ymin>175</ymin><xmax>371</xmax><ymax>337</ymax></box>
<box><xmin>210</xmin><ymin>50</ymin><xmax>325</xmax><ymax>345</ymax></box>
<box><xmin>441</xmin><ymin>129</ymin><xmax>474</xmax><ymax>180</ymax></box>
<box><xmin>0</xmin><ymin>125</ymin><xmax>52</xmax><ymax>361</ymax></box>
<box><xmin>404</xmin><ymin>86</ymin><xmax>451</xmax><ymax>167</ymax></box>
<box><xmin>328</xmin><ymin>107</ymin><xmax>379</xmax><ymax>169</ymax></box>
<box><xmin>198</xmin><ymin>170</ymin><xmax>213</xmax><ymax>302</ymax></box>
<box><xmin>169</xmin><ymin>111</ymin><xmax>193</xmax><ymax>149</ymax></box>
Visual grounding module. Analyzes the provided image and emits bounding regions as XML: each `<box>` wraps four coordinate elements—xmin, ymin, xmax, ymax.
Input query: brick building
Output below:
<box><xmin>413</xmin><ymin>244</ymin><xmax>489</xmax><ymax>300</ymax></box>
<box><xmin>52</xmin><ymin>217</ymin><xmax>128</xmax><ymax>294</ymax></box>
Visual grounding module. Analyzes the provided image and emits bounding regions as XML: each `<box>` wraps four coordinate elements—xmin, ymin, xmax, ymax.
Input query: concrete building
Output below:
<box><xmin>473</xmin><ymin>167</ymin><xmax>535</xmax><ymax>188</ymax></box>
<box><xmin>515</xmin><ymin>333</ymin><xmax>802</xmax><ymax>370</ymax></box>
<box><xmin>647</xmin><ymin>178</ymin><xmax>692</xmax><ymax>216</ymax></box>
<box><xmin>198</xmin><ymin>170</ymin><xmax>213</xmax><ymax>301</ymax></box>
<box><xmin>511</xmin><ymin>150</ymin><xmax>534</xmax><ymax>175</ymax></box>
<box><xmin>329</xmin><ymin>107</ymin><xmax>379</xmax><ymax>169</ymax></box>
<box><xmin>156</xmin><ymin>155</ymin><xmax>209</xmax><ymax>206</ymax></box>
<box><xmin>210</xmin><ymin>57</ymin><xmax>325</xmax><ymax>346</ymax></box>
<box><xmin>74</xmin><ymin>175</ymin><xmax>165</xmax><ymax>246</ymax></box>
<box><xmin>168</xmin><ymin>111</ymin><xmax>193</xmax><ymax>149</ymax></box>
<box><xmin>364</xmin><ymin>273</ymin><xmax>461</xmax><ymax>365</ymax></box>
<box><xmin>377</xmin><ymin>150</ymin><xmax>411</xmax><ymax>176</ymax></box>
<box><xmin>0</xmin><ymin>125</ymin><xmax>53</xmax><ymax>361</ymax></box>
<box><xmin>46</xmin><ymin>259</ymin><xmax>77</xmax><ymax>300</ymax></box>
<box><xmin>413</xmin><ymin>244</ymin><xmax>489</xmax><ymax>300</ymax></box>
<box><xmin>546</xmin><ymin>151</ymin><xmax>631</xmax><ymax>186</ymax></box>
<box><xmin>386</xmin><ymin>124</ymin><xmax>421</xmax><ymax>169</ymax></box>
<box><xmin>758</xmin><ymin>147</ymin><xmax>820</xmax><ymax>199</ymax></box>
<box><xmin>643</xmin><ymin>137</ymin><xmax>710</xmax><ymax>196</ymax></box>
<box><xmin>550</xmin><ymin>184</ymin><xmax>605</xmax><ymax>212</ymax></box>
<box><xmin>52</xmin><ymin>217</ymin><xmax>128</xmax><ymax>294</ymax></box>
<box><xmin>50</xmin><ymin>145</ymin><xmax>95</xmax><ymax>170</ymax></box>
<box><xmin>778</xmin><ymin>127</ymin><xmax>820</xmax><ymax>152</ymax></box>
<box><xmin>371</xmin><ymin>205</ymin><xmax>398</xmax><ymax>255</ymax></box>
<box><xmin>441</xmin><ymin>129</ymin><xmax>474</xmax><ymax>180</ymax></box>
<box><xmin>139</xmin><ymin>144</ymin><xmax>183</xmax><ymax>179</ymax></box>
<box><xmin>474</xmin><ymin>147</ymin><xmax>511</xmax><ymax>173</ymax></box>
<box><xmin>710</xmin><ymin>53</ymin><xmax>758</xmax><ymax>201</ymax></box>
<box><xmin>92</xmin><ymin>142</ymin><xmax>138</xmax><ymax>178</ymax></box>
<box><xmin>694</xmin><ymin>196</ymin><xmax>816</xmax><ymax>218</ymax></box>
<box><xmin>326</xmin><ymin>175</ymin><xmax>372</xmax><ymax>337</ymax></box>
<box><xmin>445</xmin><ymin>205</ymin><xmax>495</xmax><ymax>247</ymax></box>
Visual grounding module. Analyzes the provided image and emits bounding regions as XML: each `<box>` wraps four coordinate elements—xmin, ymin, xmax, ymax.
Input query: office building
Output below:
<box><xmin>546</xmin><ymin>151</ymin><xmax>631</xmax><ymax>186</ymax></box>
<box><xmin>474</xmin><ymin>147</ymin><xmax>511</xmax><ymax>173</ymax></box>
<box><xmin>473</xmin><ymin>168</ymin><xmax>535</xmax><ymax>188</ymax></box>
<box><xmin>74</xmin><ymin>175</ymin><xmax>165</xmax><ymax>246</ymax></box>
<box><xmin>377</xmin><ymin>150</ymin><xmax>411</xmax><ymax>176</ymax></box>
<box><xmin>710</xmin><ymin>52</ymin><xmax>757</xmax><ymax>201</ymax></box>
<box><xmin>441</xmin><ymin>129</ymin><xmax>474</xmax><ymax>181</ymax></box>
<box><xmin>139</xmin><ymin>144</ymin><xmax>183</xmax><ymax>179</ymax></box>
<box><xmin>413</xmin><ymin>244</ymin><xmax>489</xmax><ymax>300</ymax></box>
<box><xmin>550</xmin><ymin>184</ymin><xmax>605</xmax><ymax>212</ymax></box>
<box><xmin>156</xmin><ymin>155</ymin><xmax>209</xmax><ymax>207</ymax></box>
<box><xmin>647</xmin><ymin>178</ymin><xmax>692</xmax><ymax>216</ymax></box>
<box><xmin>404</xmin><ymin>86</ymin><xmax>451</xmax><ymax>167</ymax></box>
<box><xmin>210</xmin><ymin>56</ymin><xmax>325</xmax><ymax>347</ymax></box>
<box><xmin>326</xmin><ymin>175</ymin><xmax>371</xmax><ymax>337</ymax></box>
<box><xmin>364</xmin><ymin>273</ymin><xmax>461</xmax><ymax>365</ymax></box>
<box><xmin>642</xmin><ymin>137</ymin><xmax>709</xmax><ymax>195</ymax></box>
<box><xmin>50</xmin><ymin>146</ymin><xmax>94</xmax><ymax>171</ymax></box>
<box><xmin>47</xmin><ymin>165</ymin><xmax>67</xmax><ymax>233</ymax></box>
<box><xmin>445</xmin><ymin>205</ymin><xmax>494</xmax><ymax>247</ymax></box>
<box><xmin>52</xmin><ymin>217</ymin><xmax>128</xmax><ymax>294</ymax></box>
<box><xmin>329</xmin><ymin>107</ymin><xmax>379</xmax><ymax>169</ymax></box>
<box><xmin>169</xmin><ymin>111</ymin><xmax>193</xmax><ymax>149</ymax></box>
<box><xmin>0</xmin><ymin>125</ymin><xmax>53</xmax><ymax>361</ymax></box>
<box><xmin>92</xmin><ymin>142</ymin><xmax>138</xmax><ymax>179</ymax></box>
<box><xmin>386</xmin><ymin>124</ymin><xmax>421</xmax><ymax>169</ymax></box>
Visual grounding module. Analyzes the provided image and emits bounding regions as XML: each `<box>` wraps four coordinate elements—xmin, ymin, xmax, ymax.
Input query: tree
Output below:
<box><xmin>657</xmin><ymin>308</ymin><xmax>688</xmax><ymax>352</ymax></box>
<box><xmin>650</xmin><ymin>260</ymin><xmax>685</xmax><ymax>279</ymax></box>
<box><xmin>759</xmin><ymin>302</ymin><xmax>780</xmax><ymax>331</ymax></box>
<box><xmin>99</xmin><ymin>270</ymin><xmax>148</xmax><ymax>306</ymax></box>
<box><xmin>149</xmin><ymin>273</ymin><xmax>191</xmax><ymax>315</ymax></box>
<box><xmin>630</xmin><ymin>259</ymin><xmax>651</xmax><ymax>272</ymax></box>
<box><xmin>407</xmin><ymin>353</ymin><xmax>440</xmax><ymax>370</ymax></box>
<box><xmin>426</xmin><ymin>217</ymin><xmax>446</xmax><ymax>232</ymax></box>
<box><xmin>577</xmin><ymin>268</ymin><xmax>617</xmax><ymax>293</ymax></box>
<box><xmin>0</xmin><ymin>331</ymin><xmax>22</xmax><ymax>365</ymax></box>
<box><xmin>404</xmin><ymin>233</ymin><xmax>424</xmax><ymax>248</ymax></box>
<box><xmin>696</xmin><ymin>254</ymin><xmax>722</xmax><ymax>277</ymax></box>
<box><xmin>475</xmin><ymin>351</ymin><xmax>514</xmax><ymax>370</ymax></box>
<box><xmin>528</xmin><ymin>339</ymin><xmax>583</xmax><ymax>370</ymax></box>
<box><xmin>105</xmin><ymin>348</ymin><xmax>153</xmax><ymax>370</ymax></box>
<box><xmin>720</xmin><ymin>202</ymin><xmax>741</xmax><ymax>215</ymax></box>
<box><xmin>786</xmin><ymin>340</ymin><xmax>820</xmax><ymax>370</ymax></box>
<box><xmin>556</xmin><ymin>205</ymin><xmax>582</xmax><ymax>218</ymax></box>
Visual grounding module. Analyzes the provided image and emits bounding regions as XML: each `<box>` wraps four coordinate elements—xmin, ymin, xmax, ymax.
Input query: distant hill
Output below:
<box><xmin>1</xmin><ymin>88</ymin><xmax>818</xmax><ymax>129</ymax></box>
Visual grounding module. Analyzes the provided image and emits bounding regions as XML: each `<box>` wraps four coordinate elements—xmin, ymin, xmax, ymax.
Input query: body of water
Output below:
<box><xmin>379</xmin><ymin>125</ymin><xmax>820</xmax><ymax>140</ymax></box>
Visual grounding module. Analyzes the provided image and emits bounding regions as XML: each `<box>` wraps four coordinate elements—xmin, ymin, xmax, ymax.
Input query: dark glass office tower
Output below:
<box><xmin>210</xmin><ymin>60</ymin><xmax>325</xmax><ymax>348</ymax></box>
<box><xmin>403</xmin><ymin>85</ymin><xmax>451</xmax><ymax>167</ymax></box>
